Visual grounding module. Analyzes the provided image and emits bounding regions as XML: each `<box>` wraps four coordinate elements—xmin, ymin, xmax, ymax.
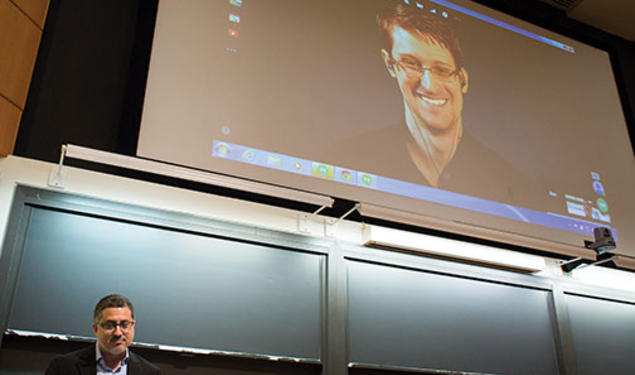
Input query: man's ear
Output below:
<box><xmin>381</xmin><ymin>49</ymin><xmax>397</xmax><ymax>78</ymax></box>
<box><xmin>92</xmin><ymin>323</ymin><xmax>98</xmax><ymax>336</ymax></box>
<box><xmin>459</xmin><ymin>67</ymin><xmax>469</xmax><ymax>93</ymax></box>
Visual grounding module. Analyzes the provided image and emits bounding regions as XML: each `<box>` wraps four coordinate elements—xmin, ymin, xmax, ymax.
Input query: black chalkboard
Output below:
<box><xmin>566</xmin><ymin>294</ymin><xmax>635</xmax><ymax>375</ymax></box>
<box><xmin>8</xmin><ymin>205</ymin><xmax>324</xmax><ymax>360</ymax></box>
<box><xmin>347</xmin><ymin>259</ymin><xmax>559</xmax><ymax>375</ymax></box>
<box><xmin>4</xmin><ymin>187</ymin><xmax>635</xmax><ymax>375</ymax></box>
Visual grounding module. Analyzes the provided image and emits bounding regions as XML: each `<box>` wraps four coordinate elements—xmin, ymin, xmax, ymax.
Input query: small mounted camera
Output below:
<box><xmin>584</xmin><ymin>227</ymin><xmax>616</xmax><ymax>256</ymax></box>
<box><xmin>562</xmin><ymin>227</ymin><xmax>617</xmax><ymax>273</ymax></box>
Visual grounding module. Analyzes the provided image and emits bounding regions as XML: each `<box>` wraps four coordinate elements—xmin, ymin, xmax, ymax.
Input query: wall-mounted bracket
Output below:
<box><xmin>297</xmin><ymin>205</ymin><xmax>327</xmax><ymax>234</ymax></box>
<box><xmin>325</xmin><ymin>203</ymin><xmax>359</xmax><ymax>237</ymax></box>
<box><xmin>47</xmin><ymin>145</ymin><xmax>68</xmax><ymax>188</ymax></box>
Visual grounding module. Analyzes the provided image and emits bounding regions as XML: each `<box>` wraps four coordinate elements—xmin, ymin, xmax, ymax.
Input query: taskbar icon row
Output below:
<box><xmin>212</xmin><ymin>140</ymin><xmax>378</xmax><ymax>189</ymax></box>
<box><xmin>211</xmin><ymin>140</ymin><xmax>616</xmax><ymax>240</ymax></box>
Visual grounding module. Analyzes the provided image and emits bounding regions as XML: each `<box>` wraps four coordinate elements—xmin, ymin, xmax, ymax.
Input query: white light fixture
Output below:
<box><xmin>358</xmin><ymin>203</ymin><xmax>595</xmax><ymax>260</ymax></box>
<box><xmin>61</xmin><ymin>144</ymin><xmax>334</xmax><ymax>208</ymax></box>
<box><xmin>362</xmin><ymin>225</ymin><xmax>547</xmax><ymax>273</ymax></box>
<box><xmin>570</xmin><ymin>264</ymin><xmax>635</xmax><ymax>293</ymax></box>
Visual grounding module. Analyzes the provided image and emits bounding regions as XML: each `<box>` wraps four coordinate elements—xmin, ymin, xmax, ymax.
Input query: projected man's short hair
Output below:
<box><xmin>377</xmin><ymin>3</ymin><xmax>464</xmax><ymax>70</ymax></box>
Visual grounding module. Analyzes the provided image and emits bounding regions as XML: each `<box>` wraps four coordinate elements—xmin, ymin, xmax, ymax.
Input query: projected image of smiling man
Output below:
<box><xmin>378</xmin><ymin>4</ymin><xmax>468</xmax><ymax>187</ymax></box>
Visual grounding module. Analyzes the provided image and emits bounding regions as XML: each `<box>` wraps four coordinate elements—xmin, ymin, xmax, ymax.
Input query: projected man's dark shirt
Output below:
<box><xmin>339</xmin><ymin>124</ymin><xmax>543</xmax><ymax>209</ymax></box>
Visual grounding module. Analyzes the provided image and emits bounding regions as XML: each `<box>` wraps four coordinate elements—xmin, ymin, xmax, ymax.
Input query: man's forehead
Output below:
<box><xmin>390</xmin><ymin>25</ymin><xmax>455</xmax><ymax>67</ymax></box>
<box><xmin>99</xmin><ymin>306</ymin><xmax>132</xmax><ymax>319</ymax></box>
<box><xmin>390</xmin><ymin>24</ymin><xmax>448</xmax><ymax>52</ymax></box>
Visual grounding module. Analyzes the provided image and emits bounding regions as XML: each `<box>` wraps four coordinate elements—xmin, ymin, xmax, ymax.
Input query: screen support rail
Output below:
<box><xmin>49</xmin><ymin>144</ymin><xmax>335</xmax><ymax>209</ymax></box>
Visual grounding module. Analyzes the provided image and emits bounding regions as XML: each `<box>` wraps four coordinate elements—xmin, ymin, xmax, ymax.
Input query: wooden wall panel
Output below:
<box><xmin>0</xmin><ymin>96</ymin><xmax>22</xmax><ymax>156</ymax></box>
<box><xmin>0</xmin><ymin>0</ymin><xmax>47</xmax><ymax>156</ymax></box>
<box><xmin>10</xmin><ymin>0</ymin><xmax>49</xmax><ymax>29</ymax></box>
<box><xmin>0</xmin><ymin>0</ymin><xmax>42</xmax><ymax>109</ymax></box>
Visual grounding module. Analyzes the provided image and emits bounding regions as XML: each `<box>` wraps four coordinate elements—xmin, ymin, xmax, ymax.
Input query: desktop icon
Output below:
<box><xmin>267</xmin><ymin>154</ymin><xmax>282</xmax><ymax>168</ymax></box>
<box><xmin>591</xmin><ymin>171</ymin><xmax>600</xmax><ymax>180</ymax></box>
<box><xmin>230</xmin><ymin>0</ymin><xmax>242</xmax><ymax>7</ymax></box>
<box><xmin>360</xmin><ymin>174</ymin><xmax>373</xmax><ymax>187</ymax></box>
<box><xmin>340</xmin><ymin>170</ymin><xmax>352</xmax><ymax>182</ymax></box>
<box><xmin>229</xmin><ymin>13</ymin><xmax>240</xmax><ymax>23</ymax></box>
<box><xmin>228</xmin><ymin>29</ymin><xmax>239</xmax><ymax>38</ymax></box>
<box><xmin>312</xmin><ymin>163</ymin><xmax>334</xmax><ymax>180</ymax></box>
<box><xmin>592</xmin><ymin>180</ymin><xmax>605</xmax><ymax>196</ymax></box>
<box><xmin>591</xmin><ymin>207</ymin><xmax>611</xmax><ymax>223</ymax></box>
<box><xmin>214</xmin><ymin>142</ymin><xmax>230</xmax><ymax>157</ymax></box>
<box><xmin>596</xmin><ymin>198</ymin><xmax>609</xmax><ymax>213</ymax></box>
<box><xmin>294</xmin><ymin>161</ymin><xmax>302</xmax><ymax>170</ymax></box>
<box><xmin>241</xmin><ymin>149</ymin><xmax>256</xmax><ymax>162</ymax></box>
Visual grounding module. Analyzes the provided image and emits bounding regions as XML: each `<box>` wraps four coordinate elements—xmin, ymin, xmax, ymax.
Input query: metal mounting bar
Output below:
<box><xmin>62</xmin><ymin>144</ymin><xmax>335</xmax><ymax>208</ymax></box>
<box><xmin>329</xmin><ymin>203</ymin><xmax>360</xmax><ymax>227</ymax></box>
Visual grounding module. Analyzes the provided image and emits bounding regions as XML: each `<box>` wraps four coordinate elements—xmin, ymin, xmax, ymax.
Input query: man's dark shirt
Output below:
<box><xmin>45</xmin><ymin>345</ymin><xmax>160</xmax><ymax>375</ymax></box>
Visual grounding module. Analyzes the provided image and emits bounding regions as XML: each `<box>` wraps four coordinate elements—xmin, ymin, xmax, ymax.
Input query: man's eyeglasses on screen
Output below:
<box><xmin>389</xmin><ymin>56</ymin><xmax>460</xmax><ymax>81</ymax></box>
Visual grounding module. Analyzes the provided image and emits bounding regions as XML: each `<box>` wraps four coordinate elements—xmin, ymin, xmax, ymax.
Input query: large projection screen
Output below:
<box><xmin>138</xmin><ymin>0</ymin><xmax>635</xmax><ymax>256</ymax></box>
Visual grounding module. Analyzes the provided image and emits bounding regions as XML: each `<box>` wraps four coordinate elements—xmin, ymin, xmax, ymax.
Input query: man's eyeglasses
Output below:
<box><xmin>389</xmin><ymin>57</ymin><xmax>459</xmax><ymax>81</ymax></box>
<box><xmin>99</xmin><ymin>320</ymin><xmax>135</xmax><ymax>332</ymax></box>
